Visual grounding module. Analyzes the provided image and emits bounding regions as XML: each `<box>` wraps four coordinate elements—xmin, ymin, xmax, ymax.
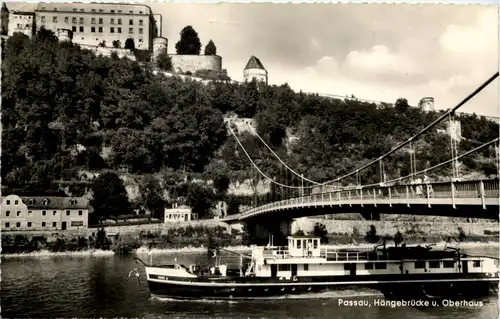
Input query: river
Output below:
<box><xmin>2</xmin><ymin>245</ymin><xmax>499</xmax><ymax>318</ymax></box>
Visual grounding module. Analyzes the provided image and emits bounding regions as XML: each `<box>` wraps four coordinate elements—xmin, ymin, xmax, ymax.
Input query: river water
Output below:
<box><xmin>2</xmin><ymin>246</ymin><xmax>499</xmax><ymax>318</ymax></box>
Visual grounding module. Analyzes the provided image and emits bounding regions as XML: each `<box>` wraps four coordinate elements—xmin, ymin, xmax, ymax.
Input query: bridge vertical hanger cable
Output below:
<box><xmin>244</xmin><ymin>123</ymin><xmax>322</xmax><ymax>185</ymax></box>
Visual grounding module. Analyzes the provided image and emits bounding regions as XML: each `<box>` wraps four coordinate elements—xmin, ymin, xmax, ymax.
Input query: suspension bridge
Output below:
<box><xmin>220</xmin><ymin>72</ymin><xmax>500</xmax><ymax>242</ymax></box>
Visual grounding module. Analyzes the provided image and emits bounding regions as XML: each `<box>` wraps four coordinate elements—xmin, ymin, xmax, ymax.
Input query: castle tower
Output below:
<box><xmin>244</xmin><ymin>55</ymin><xmax>268</xmax><ymax>85</ymax></box>
<box><xmin>419</xmin><ymin>97</ymin><xmax>435</xmax><ymax>112</ymax></box>
<box><xmin>57</xmin><ymin>29</ymin><xmax>73</xmax><ymax>42</ymax></box>
<box><xmin>152</xmin><ymin>37</ymin><xmax>168</xmax><ymax>61</ymax></box>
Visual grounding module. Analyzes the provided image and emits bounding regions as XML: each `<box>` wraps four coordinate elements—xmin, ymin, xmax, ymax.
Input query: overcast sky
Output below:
<box><xmin>7</xmin><ymin>2</ymin><xmax>499</xmax><ymax>117</ymax></box>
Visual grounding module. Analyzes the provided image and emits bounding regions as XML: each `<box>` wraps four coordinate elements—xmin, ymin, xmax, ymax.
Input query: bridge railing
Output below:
<box><xmin>231</xmin><ymin>179</ymin><xmax>499</xmax><ymax>219</ymax></box>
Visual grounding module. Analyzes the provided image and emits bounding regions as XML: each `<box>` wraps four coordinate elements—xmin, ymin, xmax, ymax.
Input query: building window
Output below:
<box><xmin>414</xmin><ymin>261</ymin><xmax>426</xmax><ymax>269</ymax></box>
<box><xmin>42</xmin><ymin>210</ymin><xmax>47</xmax><ymax>216</ymax></box>
<box><xmin>41</xmin><ymin>16</ymin><xmax>46</xmax><ymax>23</ymax></box>
<box><xmin>53</xmin><ymin>17</ymin><xmax>57</xmax><ymax>23</ymax></box>
<box><xmin>91</xmin><ymin>18</ymin><xmax>96</xmax><ymax>24</ymax></box>
<box><xmin>429</xmin><ymin>261</ymin><xmax>440</xmax><ymax>268</ymax></box>
<box><xmin>71</xmin><ymin>221</ymin><xmax>84</xmax><ymax>227</ymax></box>
<box><xmin>110</xmin><ymin>27</ymin><xmax>114</xmax><ymax>33</ymax></box>
<box><xmin>42</xmin><ymin>7</ymin><xmax>46</xmax><ymax>10</ymax></box>
<box><xmin>53</xmin><ymin>222</ymin><xmax>57</xmax><ymax>227</ymax></box>
<box><xmin>91</xmin><ymin>27</ymin><xmax>95</xmax><ymax>32</ymax></box>
<box><xmin>98</xmin><ymin>27</ymin><xmax>103</xmax><ymax>33</ymax></box>
<box><xmin>129</xmin><ymin>28</ymin><xmax>133</xmax><ymax>34</ymax></box>
<box><xmin>28</xmin><ymin>210</ymin><xmax>32</xmax><ymax>215</ymax></box>
<box><xmin>99</xmin><ymin>9</ymin><xmax>103</xmax><ymax>13</ymax></box>
<box><xmin>303</xmin><ymin>264</ymin><xmax>309</xmax><ymax>271</ymax></box>
<box><xmin>110</xmin><ymin>18</ymin><xmax>115</xmax><ymax>24</ymax></box>
<box><xmin>79</xmin><ymin>17</ymin><xmax>84</xmax><ymax>24</ymax></box>
<box><xmin>129</xmin><ymin>10</ymin><xmax>133</xmax><ymax>14</ymax></box>
<box><xmin>17</xmin><ymin>211</ymin><xmax>21</xmax><ymax>216</ymax></box>
<box><xmin>15</xmin><ymin>200</ymin><xmax>19</xmax><ymax>205</ymax></box>
<box><xmin>6</xmin><ymin>211</ymin><xmax>10</xmax><ymax>216</ymax></box>
<box><xmin>139</xmin><ymin>28</ymin><xmax>143</xmax><ymax>34</ymax></box>
<box><xmin>443</xmin><ymin>261</ymin><xmax>455</xmax><ymax>268</ymax></box>
<box><xmin>72</xmin><ymin>17</ymin><xmax>77</xmax><ymax>24</ymax></box>
<box><xmin>72</xmin><ymin>26</ymin><xmax>76</xmax><ymax>32</ymax></box>
<box><xmin>92</xmin><ymin>9</ymin><xmax>96</xmax><ymax>12</ymax></box>
<box><xmin>65</xmin><ymin>17</ymin><xmax>69</xmax><ymax>23</ymax></box>
<box><xmin>118</xmin><ymin>10</ymin><xmax>122</xmax><ymax>13</ymax></box>
<box><xmin>54</xmin><ymin>8</ymin><xmax>57</xmax><ymax>11</ymax></box>
<box><xmin>129</xmin><ymin>19</ymin><xmax>133</xmax><ymax>25</ymax></box>
<box><xmin>79</xmin><ymin>26</ymin><xmax>84</xmax><ymax>32</ymax></box>
<box><xmin>99</xmin><ymin>18</ymin><xmax>103</xmax><ymax>24</ymax></box>
<box><xmin>5</xmin><ymin>222</ymin><xmax>10</xmax><ymax>228</ymax></box>
<box><xmin>117</xmin><ymin>28</ymin><xmax>122</xmax><ymax>33</ymax></box>
<box><xmin>473</xmin><ymin>260</ymin><xmax>481</xmax><ymax>268</ymax></box>
<box><xmin>139</xmin><ymin>11</ymin><xmax>143</xmax><ymax>14</ymax></box>
<box><xmin>16</xmin><ymin>222</ymin><xmax>21</xmax><ymax>227</ymax></box>
<box><xmin>79</xmin><ymin>9</ymin><xmax>84</xmax><ymax>12</ymax></box>
<box><xmin>138</xmin><ymin>38</ymin><xmax>143</xmax><ymax>43</ymax></box>
<box><xmin>28</xmin><ymin>199</ymin><xmax>34</xmax><ymax>205</ymax></box>
<box><xmin>78</xmin><ymin>210</ymin><xmax>83</xmax><ymax>216</ymax></box>
<box><xmin>66</xmin><ymin>210</ymin><xmax>70</xmax><ymax>216</ymax></box>
<box><xmin>117</xmin><ymin>19</ymin><xmax>122</xmax><ymax>25</ymax></box>
<box><xmin>139</xmin><ymin>20</ymin><xmax>143</xmax><ymax>26</ymax></box>
<box><xmin>28</xmin><ymin>222</ymin><xmax>32</xmax><ymax>227</ymax></box>
<box><xmin>53</xmin><ymin>211</ymin><xmax>57</xmax><ymax>215</ymax></box>
<box><xmin>73</xmin><ymin>9</ymin><xmax>77</xmax><ymax>12</ymax></box>
<box><xmin>6</xmin><ymin>200</ymin><xmax>10</xmax><ymax>205</ymax></box>
<box><xmin>42</xmin><ymin>222</ymin><xmax>46</xmax><ymax>227</ymax></box>
<box><xmin>110</xmin><ymin>10</ymin><xmax>115</xmax><ymax>13</ymax></box>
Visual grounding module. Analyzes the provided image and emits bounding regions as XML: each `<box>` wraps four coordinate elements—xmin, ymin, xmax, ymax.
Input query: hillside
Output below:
<box><xmin>2</xmin><ymin>30</ymin><xmax>498</xmax><ymax>221</ymax></box>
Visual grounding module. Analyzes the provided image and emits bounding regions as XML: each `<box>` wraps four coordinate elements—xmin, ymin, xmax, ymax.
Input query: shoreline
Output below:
<box><xmin>2</xmin><ymin>241</ymin><xmax>498</xmax><ymax>258</ymax></box>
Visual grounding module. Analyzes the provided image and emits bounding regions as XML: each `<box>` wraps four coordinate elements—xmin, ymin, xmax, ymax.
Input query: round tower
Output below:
<box><xmin>418</xmin><ymin>97</ymin><xmax>435</xmax><ymax>112</ymax></box>
<box><xmin>152</xmin><ymin>37</ymin><xmax>168</xmax><ymax>61</ymax></box>
<box><xmin>57</xmin><ymin>28</ymin><xmax>73</xmax><ymax>42</ymax></box>
<box><xmin>243</xmin><ymin>55</ymin><xmax>268</xmax><ymax>85</ymax></box>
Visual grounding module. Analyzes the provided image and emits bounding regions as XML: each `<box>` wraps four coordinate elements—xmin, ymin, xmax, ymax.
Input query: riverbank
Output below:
<box><xmin>1</xmin><ymin>249</ymin><xmax>115</xmax><ymax>259</ymax></box>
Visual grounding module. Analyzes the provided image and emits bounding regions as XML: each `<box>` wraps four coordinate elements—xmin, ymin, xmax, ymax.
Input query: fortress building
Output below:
<box><xmin>419</xmin><ymin>97</ymin><xmax>435</xmax><ymax>112</ymax></box>
<box><xmin>32</xmin><ymin>2</ymin><xmax>159</xmax><ymax>50</ymax></box>
<box><xmin>244</xmin><ymin>55</ymin><xmax>268</xmax><ymax>84</ymax></box>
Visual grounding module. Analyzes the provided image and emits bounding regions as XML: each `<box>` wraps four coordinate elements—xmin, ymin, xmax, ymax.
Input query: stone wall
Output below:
<box><xmin>292</xmin><ymin>218</ymin><xmax>499</xmax><ymax>237</ymax></box>
<box><xmin>169</xmin><ymin>54</ymin><xmax>222</xmax><ymax>74</ymax></box>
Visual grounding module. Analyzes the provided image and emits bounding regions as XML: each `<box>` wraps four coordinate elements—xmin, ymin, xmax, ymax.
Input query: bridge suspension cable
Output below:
<box><xmin>315</xmin><ymin>71</ymin><xmax>499</xmax><ymax>188</ymax></box>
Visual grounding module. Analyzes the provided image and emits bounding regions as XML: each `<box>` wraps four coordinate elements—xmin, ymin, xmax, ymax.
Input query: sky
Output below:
<box><xmin>6</xmin><ymin>1</ymin><xmax>500</xmax><ymax>117</ymax></box>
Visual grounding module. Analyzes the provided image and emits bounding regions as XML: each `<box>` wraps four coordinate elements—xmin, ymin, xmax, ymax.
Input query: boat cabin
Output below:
<box><xmin>287</xmin><ymin>235</ymin><xmax>322</xmax><ymax>258</ymax></box>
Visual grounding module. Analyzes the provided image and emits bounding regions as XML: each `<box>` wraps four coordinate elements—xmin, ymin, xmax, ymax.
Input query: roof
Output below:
<box><xmin>244</xmin><ymin>56</ymin><xmax>266</xmax><ymax>71</ymax></box>
<box><xmin>1</xmin><ymin>196</ymin><xmax>90</xmax><ymax>209</ymax></box>
<box><xmin>287</xmin><ymin>235</ymin><xmax>321</xmax><ymax>239</ymax></box>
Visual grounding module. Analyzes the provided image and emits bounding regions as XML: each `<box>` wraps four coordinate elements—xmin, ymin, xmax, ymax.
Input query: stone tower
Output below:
<box><xmin>243</xmin><ymin>55</ymin><xmax>268</xmax><ymax>85</ymax></box>
<box><xmin>152</xmin><ymin>37</ymin><xmax>168</xmax><ymax>61</ymax></box>
<box><xmin>419</xmin><ymin>97</ymin><xmax>435</xmax><ymax>112</ymax></box>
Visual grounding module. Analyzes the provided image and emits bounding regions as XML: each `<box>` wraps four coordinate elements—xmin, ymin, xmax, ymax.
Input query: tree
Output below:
<box><xmin>98</xmin><ymin>40</ymin><xmax>106</xmax><ymax>47</ymax></box>
<box><xmin>90</xmin><ymin>172</ymin><xmax>132</xmax><ymax>222</ymax></box>
<box><xmin>394</xmin><ymin>230</ymin><xmax>404</xmax><ymax>247</ymax></box>
<box><xmin>139</xmin><ymin>175</ymin><xmax>166</xmax><ymax>219</ymax></box>
<box><xmin>156</xmin><ymin>49</ymin><xmax>172</xmax><ymax>71</ymax></box>
<box><xmin>313</xmin><ymin>222</ymin><xmax>328</xmax><ymax>243</ymax></box>
<box><xmin>175</xmin><ymin>25</ymin><xmax>201</xmax><ymax>55</ymax></box>
<box><xmin>185</xmin><ymin>183</ymin><xmax>215</xmax><ymax>219</ymax></box>
<box><xmin>365</xmin><ymin>225</ymin><xmax>380</xmax><ymax>244</ymax></box>
<box><xmin>204</xmin><ymin>40</ymin><xmax>217</xmax><ymax>55</ymax></box>
<box><xmin>395</xmin><ymin>98</ymin><xmax>409</xmax><ymax>113</ymax></box>
<box><xmin>124</xmin><ymin>38</ymin><xmax>135</xmax><ymax>50</ymax></box>
<box><xmin>112</xmin><ymin>40</ymin><xmax>121</xmax><ymax>48</ymax></box>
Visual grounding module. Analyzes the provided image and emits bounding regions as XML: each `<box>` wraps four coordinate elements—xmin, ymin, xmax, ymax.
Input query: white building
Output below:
<box><xmin>33</xmin><ymin>2</ymin><xmax>159</xmax><ymax>50</ymax></box>
<box><xmin>243</xmin><ymin>55</ymin><xmax>268</xmax><ymax>84</ymax></box>
<box><xmin>164</xmin><ymin>204</ymin><xmax>197</xmax><ymax>223</ymax></box>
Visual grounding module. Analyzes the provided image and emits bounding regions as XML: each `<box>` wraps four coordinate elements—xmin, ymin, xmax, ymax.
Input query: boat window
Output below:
<box><xmin>443</xmin><ymin>261</ymin><xmax>455</xmax><ymax>268</ymax></box>
<box><xmin>297</xmin><ymin>240</ymin><xmax>301</xmax><ymax>248</ymax></box>
<box><xmin>472</xmin><ymin>260</ymin><xmax>481</xmax><ymax>268</ymax></box>
<box><xmin>364</xmin><ymin>263</ymin><xmax>374</xmax><ymax>270</ymax></box>
<box><xmin>314</xmin><ymin>240</ymin><xmax>318</xmax><ymax>249</ymax></box>
<box><xmin>303</xmin><ymin>264</ymin><xmax>309</xmax><ymax>271</ymax></box>
<box><xmin>344</xmin><ymin>263</ymin><xmax>351</xmax><ymax>270</ymax></box>
<box><xmin>429</xmin><ymin>261</ymin><xmax>440</xmax><ymax>268</ymax></box>
<box><xmin>278</xmin><ymin>264</ymin><xmax>290</xmax><ymax>271</ymax></box>
<box><xmin>375</xmin><ymin>262</ymin><xmax>387</xmax><ymax>269</ymax></box>
<box><xmin>414</xmin><ymin>261</ymin><xmax>426</xmax><ymax>269</ymax></box>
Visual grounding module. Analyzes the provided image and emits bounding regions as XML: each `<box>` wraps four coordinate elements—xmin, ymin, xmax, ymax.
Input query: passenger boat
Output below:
<box><xmin>133</xmin><ymin>235</ymin><xmax>499</xmax><ymax>300</ymax></box>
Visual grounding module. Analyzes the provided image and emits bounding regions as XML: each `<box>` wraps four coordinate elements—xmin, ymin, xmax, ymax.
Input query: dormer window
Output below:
<box><xmin>28</xmin><ymin>198</ymin><xmax>35</xmax><ymax>205</ymax></box>
<box><xmin>70</xmin><ymin>199</ymin><xmax>78</xmax><ymax>205</ymax></box>
<box><xmin>42</xmin><ymin>199</ymin><xmax>49</xmax><ymax>206</ymax></box>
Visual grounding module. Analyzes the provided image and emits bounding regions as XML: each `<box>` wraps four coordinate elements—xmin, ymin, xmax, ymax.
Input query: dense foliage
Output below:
<box><xmin>2</xmin><ymin>29</ymin><xmax>498</xmax><ymax>219</ymax></box>
<box><xmin>204</xmin><ymin>40</ymin><xmax>217</xmax><ymax>56</ymax></box>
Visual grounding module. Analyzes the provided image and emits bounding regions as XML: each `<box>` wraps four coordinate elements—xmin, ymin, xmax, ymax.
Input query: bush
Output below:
<box><xmin>365</xmin><ymin>225</ymin><xmax>380</xmax><ymax>244</ymax></box>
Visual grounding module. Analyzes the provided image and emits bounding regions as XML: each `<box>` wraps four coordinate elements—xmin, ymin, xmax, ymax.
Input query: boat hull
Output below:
<box><xmin>146</xmin><ymin>273</ymin><xmax>498</xmax><ymax>301</ymax></box>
